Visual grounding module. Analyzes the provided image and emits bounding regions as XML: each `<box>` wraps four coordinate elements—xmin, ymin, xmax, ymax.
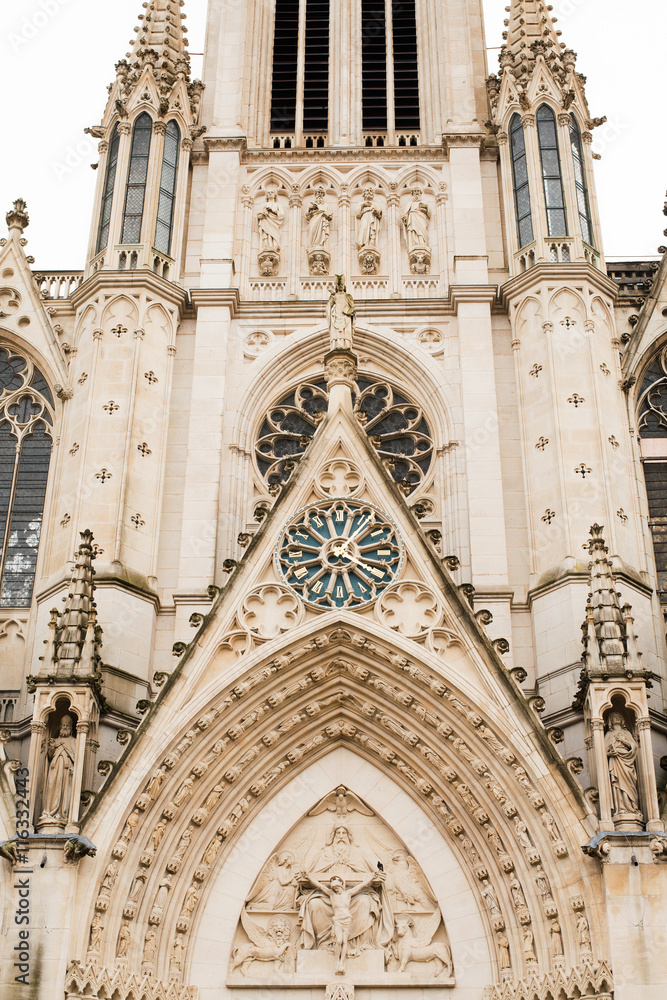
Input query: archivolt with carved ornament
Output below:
<box><xmin>83</xmin><ymin>638</ymin><xmax>586</xmax><ymax>982</ymax></box>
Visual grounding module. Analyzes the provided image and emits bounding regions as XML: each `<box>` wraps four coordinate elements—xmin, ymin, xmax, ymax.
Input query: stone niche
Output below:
<box><xmin>227</xmin><ymin>786</ymin><xmax>454</xmax><ymax>987</ymax></box>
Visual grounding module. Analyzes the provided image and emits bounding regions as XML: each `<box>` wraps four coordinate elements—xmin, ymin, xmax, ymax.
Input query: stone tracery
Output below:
<box><xmin>255</xmin><ymin>375</ymin><xmax>433</xmax><ymax>492</ymax></box>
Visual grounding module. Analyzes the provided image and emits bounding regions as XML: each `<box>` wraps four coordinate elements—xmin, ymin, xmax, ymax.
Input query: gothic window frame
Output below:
<box><xmin>569</xmin><ymin>113</ymin><xmax>594</xmax><ymax>248</ymax></box>
<box><xmin>154</xmin><ymin>120</ymin><xmax>181</xmax><ymax>255</ymax></box>
<box><xmin>536</xmin><ymin>104</ymin><xmax>568</xmax><ymax>238</ymax></box>
<box><xmin>361</xmin><ymin>0</ymin><xmax>420</xmax><ymax>136</ymax></box>
<box><xmin>255</xmin><ymin>372</ymin><xmax>433</xmax><ymax>493</ymax></box>
<box><xmin>0</xmin><ymin>345</ymin><xmax>55</xmax><ymax>609</ymax></box>
<box><xmin>636</xmin><ymin>346</ymin><xmax>667</xmax><ymax>594</ymax></box>
<box><xmin>509</xmin><ymin>113</ymin><xmax>534</xmax><ymax>249</ymax></box>
<box><xmin>96</xmin><ymin>124</ymin><xmax>121</xmax><ymax>254</ymax></box>
<box><xmin>120</xmin><ymin>112</ymin><xmax>154</xmax><ymax>245</ymax></box>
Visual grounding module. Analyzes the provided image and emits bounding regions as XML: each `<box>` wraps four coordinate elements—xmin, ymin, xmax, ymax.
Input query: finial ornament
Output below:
<box><xmin>6</xmin><ymin>198</ymin><xmax>29</xmax><ymax>234</ymax></box>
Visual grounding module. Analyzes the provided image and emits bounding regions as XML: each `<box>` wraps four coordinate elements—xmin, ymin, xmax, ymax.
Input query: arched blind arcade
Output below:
<box><xmin>537</xmin><ymin>105</ymin><xmax>567</xmax><ymax>238</ymax></box>
<box><xmin>154</xmin><ymin>121</ymin><xmax>180</xmax><ymax>255</ymax></box>
<box><xmin>96</xmin><ymin>125</ymin><xmax>120</xmax><ymax>254</ymax></box>
<box><xmin>510</xmin><ymin>114</ymin><xmax>533</xmax><ymax>248</ymax></box>
<box><xmin>0</xmin><ymin>348</ymin><xmax>54</xmax><ymax>608</ymax></box>
<box><xmin>121</xmin><ymin>113</ymin><xmax>153</xmax><ymax>245</ymax></box>
<box><xmin>570</xmin><ymin>115</ymin><xmax>594</xmax><ymax>247</ymax></box>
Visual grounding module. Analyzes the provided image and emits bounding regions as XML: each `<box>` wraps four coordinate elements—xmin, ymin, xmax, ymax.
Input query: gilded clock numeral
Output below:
<box><xmin>311</xmin><ymin>581</ymin><xmax>324</xmax><ymax>595</ymax></box>
<box><xmin>336</xmin><ymin>586</ymin><xmax>344</xmax><ymax>598</ymax></box>
<box><xmin>335</xmin><ymin>510</ymin><xmax>345</xmax><ymax>522</ymax></box>
<box><xmin>293</xmin><ymin>567</ymin><xmax>308</xmax><ymax>580</ymax></box>
<box><xmin>377</xmin><ymin>548</ymin><xmax>391</xmax><ymax>556</ymax></box>
<box><xmin>312</xmin><ymin>515</ymin><xmax>324</xmax><ymax>527</ymax></box>
<box><xmin>370</xmin><ymin>528</ymin><xmax>384</xmax><ymax>537</ymax></box>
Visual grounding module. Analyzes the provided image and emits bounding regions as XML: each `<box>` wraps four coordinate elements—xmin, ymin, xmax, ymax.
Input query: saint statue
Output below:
<box><xmin>327</xmin><ymin>276</ymin><xmax>356</xmax><ymax>352</ymax></box>
<box><xmin>42</xmin><ymin>714</ymin><xmax>77</xmax><ymax>822</ymax></box>
<box><xmin>498</xmin><ymin>934</ymin><xmax>511</xmax><ymax>970</ymax></box>
<box><xmin>258</xmin><ymin>190</ymin><xmax>285</xmax><ymax>252</ymax></box>
<box><xmin>306</xmin><ymin>188</ymin><xmax>333</xmax><ymax>249</ymax></box>
<box><xmin>605</xmin><ymin>711</ymin><xmax>641</xmax><ymax>816</ymax></box>
<box><xmin>356</xmin><ymin>188</ymin><xmax>382</xmax><ymax>250</ymax></box>
<box><xmin>248</xmin><ymin>852</ymin><xmax>298</xmax><ymax>911</ymax></box>
<box><xmin>116</xmin><ymin>921</ymin><xmax>131</xmax><ymax>958</ymax></box>
<box><xmin>402</xmin><ymin>188</ymin><xmax>430</xmax><ymax>251</ymax></box>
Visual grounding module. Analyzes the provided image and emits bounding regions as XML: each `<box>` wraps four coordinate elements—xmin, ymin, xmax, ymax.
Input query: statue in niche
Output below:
<box><xmin>257</xmin><ymin>189</ymin><xmax>285</xmax><ymax>276</ymax></box>
<box><xmin>522</xmin><ymin>927</ymin><xmax>537</xmax><ymax>963</ymax></box>
<box><xmin>327</xmin><ymin>275</ymin><xmax>356</xmax><ymax>352</ymax></box>
<box><xmin>88</xmin><ymin>913</ymin><xmax>104</xmax><ymax>953</ymax></box>
<box><xmin>41</xmin><ymin>714</ymin><xmax>77</xmax><ymax>823</ymax></box>
<box><xmin>298</xmin><ymin>869</ymin><xmax>387</xmax><ymax>974</ymax></box>
<box><xmin>307</xmin><ymin>187</ymin><xmax>333</xmax><ymax>275</ymax></box>
<box><xmin>229</xmin><ymin>786</ymin><xmax>451</xmax><ymax>983</ymax></box>
<box><xmin>605</xmin><ymin>711</ymin><xmax>641</xmax><ymax>817</ymax></box>
<box><xmin>355</xmin><ymin>188</ymin><xmax>383</xmax><ymax>275</ymax></box>
<box><xmin>498</xmin><ymin>934</ymin><xmax>511</xmax><ymax>971</ymax></box>
<box><xmin>402</xmin><ymin>188</ymin><xmax>432</xmax><ymax>275</ymax></box>
<box><xmin>550</xmin><ymin>919</ymin><xmax>564</xmax><ymax>957</ymax></box>
<box><xmin>116</xmin><ymin>921</ymin><xmax>131</xmax><ymax>959</ymax></box>
<box><xmin>576</xmin><ymin>911</ymin><xmax>592</xmax><ymax>953</ymax></box>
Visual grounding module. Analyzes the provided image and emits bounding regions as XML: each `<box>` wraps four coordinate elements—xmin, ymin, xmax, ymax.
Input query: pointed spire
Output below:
<box><xmin>35</xmin><ymin>531</ymin><xmax>103</xmax><ymax>680</ymax></box>
<box><xmin>495</xmin><ymin>1</ymin><xmax>579</xmax><ymax>110</ymax></box>
<box><xmin>581</xmin><ymin>524</ymin><xmax>642</xmax><ymax>675</ymax></box>
<box><xmin>125</xmin><ymin>0</ymin><xmax>191</xmax><ymax>88</ymax></box>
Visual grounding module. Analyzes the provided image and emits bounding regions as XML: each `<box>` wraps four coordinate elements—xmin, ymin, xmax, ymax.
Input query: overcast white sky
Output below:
<box><xmin>1</xmin><ymin>0</ymin><xmax>664</xmax><ymax>267</ymax></box>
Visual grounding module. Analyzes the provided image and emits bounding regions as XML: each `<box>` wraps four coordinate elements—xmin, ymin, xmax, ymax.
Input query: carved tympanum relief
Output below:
<box><xmin>255</xmin><ymin>376</ymin><xmax>433</xmax><ymax>492</ymax></box>
<box><xmin>229</xmin><ymin>786</ymin><xmax>453</xmax><ymax>985</ymax></box>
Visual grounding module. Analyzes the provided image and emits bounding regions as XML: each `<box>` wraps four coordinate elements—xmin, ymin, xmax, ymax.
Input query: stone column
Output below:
<box><xmin>339</xmin><ymin>186</ymin><xmax>351</xmax><ymax>281</ymax></box>
<box><xmin>66</xmin><ymin>719</ymin><xmax>90</xmax><ymax>831</ymax></box>
<box><xmin>288</xmin><ymin>185</ymin><xmax>302</xmax><ymax>297</ymax></box>
<box><xmin>435</xmin><ymin>183</ymin><xmax>448</xmax><ymax>295</ymax></box>
<box><xmin>591</xmin><ymin>719</ymin><xmax>613</xmax><ymax>828</ymax></box>
<box><xmin>636</xmin><ymin>716</ymin><xmax>663</xmax><ymax>832</ymax></box>
<box><xmin>27</xmin><ymin>719</ymin><xmax>46</xmax><ymax>826</ymax></box>
<box><xmin>387</xmin><ymin>184</ymin><xmax>401</xmax><ymax>296</ymax></box>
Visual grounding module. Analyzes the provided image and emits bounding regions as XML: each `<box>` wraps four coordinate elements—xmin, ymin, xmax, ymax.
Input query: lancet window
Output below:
<box><xmin>154</xmin><ymin>121</ymin><xmax>181</xmax><ymax>255</ymax></box>
<box><xmin>96</xmin><ymin>125</ymin><xmax>120</xmax><ymax>253</ymax></box>
<box><xmin>509</xmin><ymin>114</ymin><xmax>533</xmax><ymax>248</ymax></box>
<box><xmin>121</xmin><ymin>113</ymin><xmax>153</xmax><ymax>245</ymax></box>
<box><xmin>570</xmin><ymin>114</ymin><xmax>594</xmax><ymax>247</ymax></box>
<box><xmin>0</xmin><ymin>348</ymin><xmax>54</xmax><ymax>608</ymax></box>
<box><xmin>270</xmin><ymin>0</ymin><xmax>330</xmax><ymax>136</ymax></box>
<box><xmin>637</xmin><ymin>346</ymin><xmax>667</xmax><ymax>592</ymax></box>
<box><xmin>256</xmin><ymin>375</ymin><xmax>433</xmax><ymax>492</ymax></box>
<box><xmin>536</xmin><ymin>105</ymin><xmax>567</xmax><ymax>238</ymax></box>
<box><xmin>362</xmin><ymin>0</ymin><xmax>420</xmax><ymax>134</ymax></box>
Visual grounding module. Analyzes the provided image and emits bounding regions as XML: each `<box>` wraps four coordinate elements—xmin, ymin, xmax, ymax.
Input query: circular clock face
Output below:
<box><xmin>275</xmin><ymin>500</ymin><xmax>404</xmax><ymax>609</ymax></box>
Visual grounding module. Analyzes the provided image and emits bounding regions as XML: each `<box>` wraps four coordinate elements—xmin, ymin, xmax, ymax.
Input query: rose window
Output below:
<box><xmin>256</xmin><ymin>376</ymin><xmax>433</xmax><ymax>493</ymax></box>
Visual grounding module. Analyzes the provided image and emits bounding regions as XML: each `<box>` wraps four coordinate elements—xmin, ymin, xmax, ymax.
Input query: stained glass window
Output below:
<box><xmin>121</xmin><ymin>113</ymin><xmax>153</xmax><ymax>245</ymax></box>
<box><xmin>510</xmin><ymin>114</ymin><xmax>533</xmax><ymax>248</ymax></box>
<box><xmin>537</xmin><ymin>105</ymin><xmax>567</xmax><ymax>238</ymax></box>
<box><xmin>96</xmin><ymin>125</ymin><xmax>120</xmax><ymax>253</ymax></box>
<box><xmin>570</xmin><ymin>114</ymin><xmax>594</xmax><ymax>247</ymax></box>
<box><xmin>0</xmin><ymin>348</ymin><xmax>54</xmax><ymax>607</ymax></box>
<box><xmin>154</xmin><ymin>120</ymin><xmax>180</xmax><ymax>255</ymax></box>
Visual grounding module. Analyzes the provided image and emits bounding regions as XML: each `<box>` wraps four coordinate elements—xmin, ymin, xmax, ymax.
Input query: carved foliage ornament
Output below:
<box><xmin>256</xmin><ymin>376</ymin><xmax>433</xmax><ymax>492</ymax></box>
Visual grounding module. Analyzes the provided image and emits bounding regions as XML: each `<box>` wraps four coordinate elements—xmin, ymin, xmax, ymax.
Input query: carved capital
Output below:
<box><xmin>153</xmin><ymin>121</ymin><xmax>168</xmax><ymax>136</ymax></box>
<box><xmin>117</xmin><ymin>122</ymin><xmax>132</xmax><ymax>136</ymax></box>
<box><xmin>521</xmin><ymin>114</ymin><xmax>536</xmax><ymax>128</ymax></box>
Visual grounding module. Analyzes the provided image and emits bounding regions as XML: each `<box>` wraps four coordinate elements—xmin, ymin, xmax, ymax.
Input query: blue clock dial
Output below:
<box><xmin>275</xmin><ymin>500</ymin><xmax>403</xmax><ymax>609</ymax></box>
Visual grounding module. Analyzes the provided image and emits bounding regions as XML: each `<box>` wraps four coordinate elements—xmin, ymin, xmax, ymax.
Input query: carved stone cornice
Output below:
<box><xmin>190</xmin><ymin>288</ymin><xmax>241</xmax><ymax>317</ymax></box>
<box><xmin>243</xmin><ymin>145</ymin><xmax>447</xmax><ymax>164</ymax></box>
<box><xmin>501</xmin><ymin>264</ymin><xmax>618</xmax><ymax>307</ymax></box>
<box><xmin>70</xmin><ymin>270</ymin><xmax>188</xmax><ymax>316</ymax></box>
<box><xmin>450</xmin><ymin>285</ymin><xmax>499</xmax><ymax>313</ymax></box>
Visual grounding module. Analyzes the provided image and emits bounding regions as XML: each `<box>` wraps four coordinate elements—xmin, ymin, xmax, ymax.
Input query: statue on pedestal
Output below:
<box><xmin>355</xmin><ymin>188</ymin><xmax>382</xmax><ymax>275</ymax></box>
<box><xmin>41</xmin><ymin>715</ymin><xmax>77</xmax><ymax>824</ymax></box>
<box><xmin>605</xmin><ymin>711</ymin><xmax>641</xmax><ymax>819</ymax></box>
<box><xmin>402</xmin><ymin>188</ymin><xmax>431</xmax><ymax>274</ymax></box>
<box><xmin>327</xmin><ymin>276</ymin><xmax>356</xmax><ymax>352</ymax></box>
<box><xmin>307</xmin><ymin>188</ymin><xmax>333</xmax><ymax>275</ymax></box>
<box><xmin>257</xmin><ymin>190</ymin><xmax>285</xmax><ymax>276</ymax></box>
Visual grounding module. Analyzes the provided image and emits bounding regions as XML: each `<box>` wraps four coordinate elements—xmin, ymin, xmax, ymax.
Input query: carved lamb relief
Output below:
<box><xmin>228</xmin><ymin>786</ymin><xmax>454</xmax><ymax>986</ymax></box>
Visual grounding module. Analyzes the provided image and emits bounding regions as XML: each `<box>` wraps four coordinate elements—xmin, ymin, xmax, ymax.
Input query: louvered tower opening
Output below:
<box><xmin>392</xmin><ymin>0</ymin><xmax>420</xmax><ymax>130</ymax></box>
<box><xmin>270</xmin><ymin>0</ymin><xmax>299</xmax><ymax>132</ymax></box>
<box><xmin>361</xmin><ymin>1</ymin><xmax>388</xmax><ymax>132</ymax></box>
<box><xmin>303</xmin><ymin>0</ymin><xmax>330</xmax><ymax>133</ymax></box>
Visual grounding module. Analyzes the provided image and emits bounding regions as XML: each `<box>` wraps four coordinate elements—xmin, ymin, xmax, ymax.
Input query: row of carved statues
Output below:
<box><xmin>256</xmin><ymin>186</ymin><xmax>432</xmax><ymax>277</ymax></box>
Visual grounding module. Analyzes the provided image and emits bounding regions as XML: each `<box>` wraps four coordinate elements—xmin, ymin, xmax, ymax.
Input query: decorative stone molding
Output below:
<box><xmin>483</xmin><ymin>958</ymin><xmax>613</xmax><ymax>1000</ymax></box>
<box><xmin>65</xmin><ymin>961</ymin><xmax>198</xmax><ymax>1000</ymax></box>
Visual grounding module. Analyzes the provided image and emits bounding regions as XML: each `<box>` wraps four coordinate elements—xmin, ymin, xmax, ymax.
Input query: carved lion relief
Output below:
<box><xmin>228</xmin><ymin>786</ymin><xmax>453</xmax><ymax>986</ymax></box>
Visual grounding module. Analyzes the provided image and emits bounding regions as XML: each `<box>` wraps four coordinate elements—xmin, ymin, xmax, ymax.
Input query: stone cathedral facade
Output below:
<box><xmin>2</xmin><ymin>1</ymin><xmax>667</xmax><ymax>998</ymax></box>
